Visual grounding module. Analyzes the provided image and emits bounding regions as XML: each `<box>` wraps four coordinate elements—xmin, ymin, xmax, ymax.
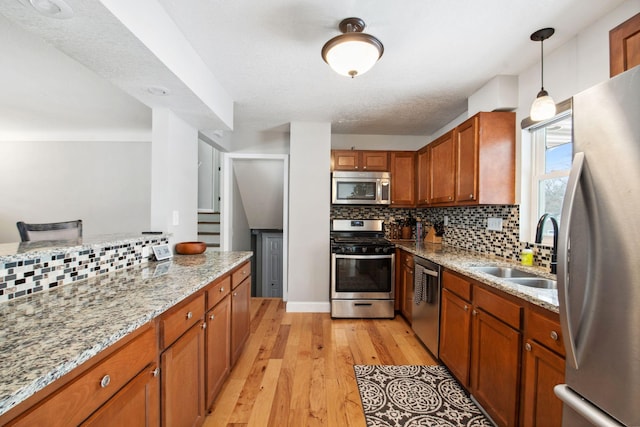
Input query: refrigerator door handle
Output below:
<box><xmin>558</xmin><ymin>151</ymin><xmax>585</xmax><ymax>370</ymax></box>
<box><xmin>554</xmin><ymin>385</ymin><xmax>625</xmax><ymax>427</ymax></box>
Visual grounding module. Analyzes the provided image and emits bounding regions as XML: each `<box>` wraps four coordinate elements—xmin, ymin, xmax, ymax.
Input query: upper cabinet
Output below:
<box><xmin>425</xmin><ymin>111</ymin><xmax>515</xmax><ymax>207</ymax></box>
<box><xmin>609</xmin><ymin>12</ymin><xmax>640</xmax><ymax>77</ymax></box>
<box><xmin>390</xmin><ymin>151</ymin><xmax>416</xmax><ymax>207</ymax></box>
<box><xmin>416</xmin><ymin>146</ymin><xmax>430</xmax><ymax>206</ymax></box>
<box><xmin>332</xmin><ymin>150</ymin><xmax>389</xmax><ymax>171</ymax></box>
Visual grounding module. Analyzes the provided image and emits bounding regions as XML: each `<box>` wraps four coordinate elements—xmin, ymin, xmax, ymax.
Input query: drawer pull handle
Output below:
<box><xmin>550</xmin><ymin>330</ymin><xmax>559</xmax><ymax>341</ymax></box>
<box><xmin>100</xmin><ymin>375</ymin><xmax>111</xmax><ymax>388</ymax></box>
<box><xmin>525</xmin><ymin>343</ymin><xmax>532</xmax><ymax>352</ymax></box>
<box><xmin>152</xmin><ymin>367</ymin><xmax>160</xmax><ymax>377</ymax></box>
<box><xmin>186</xmin><ymin>311</ymin><xmax>193</xmax><ymax>320</ymax></box>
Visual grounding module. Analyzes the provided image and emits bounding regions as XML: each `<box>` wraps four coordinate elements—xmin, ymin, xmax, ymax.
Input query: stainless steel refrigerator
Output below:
<box><xmin>554</xmin><ymin>65</ymin><xmax>640</xmax><ymax>426</ymax></box>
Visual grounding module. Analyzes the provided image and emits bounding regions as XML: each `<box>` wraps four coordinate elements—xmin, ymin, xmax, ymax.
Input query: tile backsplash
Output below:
<box><xmin>0</xmin><ymin>235</ymin><xmax>168</xmax><ymax>302</ymax></box>
<box><xmin>331</xmin><ymin>205</ymin><xmax>553</xmax><ymax>270</ymax></box>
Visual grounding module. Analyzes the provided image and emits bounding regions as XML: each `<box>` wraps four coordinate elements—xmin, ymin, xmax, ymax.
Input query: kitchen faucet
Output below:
<box><xmin>535</xmin><ymin>213</ymin><xmax>558</xmax><ymax>274</ymax></box>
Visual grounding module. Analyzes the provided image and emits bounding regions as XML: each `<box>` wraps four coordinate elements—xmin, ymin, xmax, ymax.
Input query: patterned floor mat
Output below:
<box><xmin>354</xmin><ymin>365</ymin><xmax>494</xmax><ymax>427</ymax></box>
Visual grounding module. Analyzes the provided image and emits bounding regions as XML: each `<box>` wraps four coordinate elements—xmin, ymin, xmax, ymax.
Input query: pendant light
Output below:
<box><xmin>530</xmin><ymin>28</ymin><xmax>556</xmax><ymax>121</ymax></box>
<box><xmin>321</xmin><ymin>17</ymin><xmax>384</xmax><ymax>78</ymax></box>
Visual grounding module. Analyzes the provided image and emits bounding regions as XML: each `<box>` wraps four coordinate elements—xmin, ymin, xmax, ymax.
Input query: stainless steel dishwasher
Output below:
<box><xmin>413</xmin><ymin>256</ymin><xmax>441</xmax><ymax>358</ymax></box>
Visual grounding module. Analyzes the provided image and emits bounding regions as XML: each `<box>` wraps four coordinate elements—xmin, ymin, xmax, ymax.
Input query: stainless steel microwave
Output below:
<box><xmin>331</xmin><ymin>171</ymin><xmax>391</xmax><ymax>205</ymax></box>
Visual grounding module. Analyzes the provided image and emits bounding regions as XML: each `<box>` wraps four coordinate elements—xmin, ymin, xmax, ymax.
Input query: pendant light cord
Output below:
<box><xmin>540</xmin><ymin>39</ymin><xmax>545</xmax><ymax>91</ymax></box>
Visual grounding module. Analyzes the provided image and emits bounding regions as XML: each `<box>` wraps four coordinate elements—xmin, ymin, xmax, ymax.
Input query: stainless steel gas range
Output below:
<box><xmin>330</xmin><ymin>219</ymin><xmax>395</xmax><ymax>318</ymax></box>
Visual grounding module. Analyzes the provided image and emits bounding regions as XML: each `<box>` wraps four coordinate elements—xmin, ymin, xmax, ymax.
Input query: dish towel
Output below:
<box><xmin>414</xmin><ymin>267</ymin><xmax>429</xmax><ymax>304</ymax></box>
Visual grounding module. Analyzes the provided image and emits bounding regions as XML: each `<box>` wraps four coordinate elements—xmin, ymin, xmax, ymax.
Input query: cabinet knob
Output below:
<box><xmin>469</xmin><ymin>194</ymin><xmax>474</xmax><ymax>199</ymax></box>
<box><xmin>201</xmin><ymin>322</ymin><xmax>207</xmax><ymax>330</ymax></box>
<box><xmin>186</xmin><ymin>311</ymin><xmax>193</xmax><ymax>320</ymax></box>
<box><xmin>472</xmin><ymin>309</ymin><xmax>477</xmax><ymax>316</ymax></box>
<box><xmin>355</xmin><ymin>166</ymin><xmax>359</xmax><ymax>169</ymax></box>
<box><xmin>220</xmin><ymin>287</ymin><xmax>225</xmax><ymax>292</ymax></box>
<box><xmin>100</xmin><ymin>375</ymin><xmax>111</xmax><ymax>388</ymax></box>
<box><xmin>463</xmin><ymin>305</ymin><xmax>469</xmax><ymax>311</ymax></box>
<box><xmin>550</xmin><ymin>330</ymin><xmax>559</xmax><ymax>341</ymax></box>
<box><xmin>448</xmin><ymin>196</ymin><xmax>453</xmax><ymax>201</ymax></box>
<box><xmin>525</xmin><ymin>342</ymin><xmax>532</xmax><ymax>352</ymax></box>
<box><xmin>233</xmin><ymin>292</ymin><xmax>238</xmax><ymax>297</ymax></box>
<box><xmin>151</xmin><ymin>367</ymin><xmax>160</xmax><ymax>377</ymax></box>
<box><xmin>210</xmin><ymin>313</ymin><xmax>215</xmax><ymax>320</ymax></box>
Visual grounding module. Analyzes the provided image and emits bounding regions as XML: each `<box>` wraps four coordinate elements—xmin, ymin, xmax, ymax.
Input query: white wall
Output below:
<box><xmin>150</xmin><ymin>109</ymin><xmax>198</xmax><ymax>245</ymax></box>
<box><xmin>233</xmin><ymin>159</ymin><xmax>284</xmax><ymax>229</ymax></box>
<box><xmin>198</xmin><ymin>140</ymin><xmax>214</xmax><ymax>211</ymax></box>
<box><xmin>0</xmin><ymin>140</ymin><xmax>151</xmax><ymax>243</ymax></box>
<box><xmin>287</xmin><ymin>122</ymin><xmax>331</xmax><ymax>312</ymax></box>
<box><xmin>228</xmin><ymin>127</ymin><xmax>290</xmax><ymax>154</ymax></box>
<box><xmin>230</xmin><ymin>169</ymin><xmax>251</xmax><ymax>250</ymax></box>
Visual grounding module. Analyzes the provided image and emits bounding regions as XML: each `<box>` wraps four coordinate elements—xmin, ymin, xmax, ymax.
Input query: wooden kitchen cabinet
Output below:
<box><xmin>609</xmin><ymin>12</ymin><xmax>640</xmax><ymax>77</ymax></box>
<box><xmin>390</xmin><ymin>151</ymin><xmax>416</xmax><ymax>207</ymax></box>
<box><xmin>428</xmin><ymin>130</ymin><xmax>456</xmax><ymax>204</ymax></box>
<box><xmin>160</xmin><ymin>294</ymin><xmax>206</xmax><ymax>427</ymax></box>
<box><xmin>331</xmin><ymin>150</ymin><xmax>389</xmax><ymax>171</ymax></box>
<box><xmin>439</xmin><ymin>270</ymin><xmax>472</xmax><ymax>386</ymax></box>
<box><xmin>205</xmin><ymin>295</ymin><xmax>231</xmax><ymax>409</ymax></box>
<box><xmin>455</xmin><ymin>112</ymin><xmax>515</xmax><ymax>205</ymax></box>
<box><xmin>5</xmin><ymin>324</ymin><xmax>158</xmax><ymax>427</ymax></box>
<box><xmin>521</xmin><ymin>309</ymin><xmax>565</xmax><ymax>427</ymax></box>
<box><xmin>81</xmin><ymin>365</ymin><xmax>159</xmax><ymax>427</ymax></box>
<box><xmin>231</xmin><ymin>261</ymin><xmax>252</xmax><ymax>366</ymax></box>
<box><xmin>416</xmin><ymin>146</ymin><xmax>430</xmax><ymax>206</ymax></box>
<box><xmin>439</xmin><ymin>270</ymin><xmax>523</xmax><ymax>427</ymax></box>
<box><xmin>398</xmin><ymin>250</ymin><xmax>415</xmax><ymax>322</ymax></box>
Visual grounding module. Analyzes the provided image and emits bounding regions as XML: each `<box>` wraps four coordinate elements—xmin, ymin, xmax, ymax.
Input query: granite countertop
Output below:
<box><xmin>0</xmin><ymin>250</ymin><xmax>252</xmax><ymax>417</ymax></box>
<box><xmin>393</xmin><ymin>241</ymin><xmax>559</xmax><ymax>312</ymax></box>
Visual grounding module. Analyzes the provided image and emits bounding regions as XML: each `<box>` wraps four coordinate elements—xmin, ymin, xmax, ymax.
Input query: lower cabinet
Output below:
<box><xmin>440</xmin><ymin>269</ymin><xmax>566</xmax><ymax>427</ymax></box>
<box><xmin>206</xmin><ymin>295</ymin><xmax>231</xmax><ymax>409</ymax></box>
<box><xmin>161</xmin><ymin>320</ymin><xmax>206</xmax><ymax>427</ymax></box>
<box><xmin>81</xmin><ymin>365</ymin><xmax>160</xmax><ymax>427</ymax></box>
<box><xmin>400</xmin><ymin>251</ymin><xmax>414</xmax><ymax>322</ymax></box>
<box><xmin>231</xmin><ymin>264</ymin><xmax>251</xmax><ymax>366</ymax></box>
<box><xmin>521</xmin><ymin>340</ymin><xmax>565</xmax><ymax>427</ymax></box>
<box><xmin>471</xmin><ymin>307</ymin><xmax>521</xmax><ymax>427</ymax></box>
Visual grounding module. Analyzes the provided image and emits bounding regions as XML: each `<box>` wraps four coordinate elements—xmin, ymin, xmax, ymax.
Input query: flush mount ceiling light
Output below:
<box><xmin>21</xmin><ymin>0</ymin><xmax>74</xmax><ymax>19</ymax></box>
<box><xmin>321</xmin><ymin>17</ymin><xmax>384</xmax><ymax>78</ymax></box>
<box><xmin>530</xmin><ymin>27</ymin><xmax>556</xmax><ymax>121</ymax></box>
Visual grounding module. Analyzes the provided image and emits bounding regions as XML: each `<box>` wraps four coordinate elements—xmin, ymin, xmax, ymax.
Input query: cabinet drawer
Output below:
<box><xmin>443</xmin><ymin>270</ymin><xmax>472</xmax><ymax>301</ymax></box>
<box><xmin>232</xmin><ymin>261</ymin><xmax>251</xmax><ymax>289</ymax></box>
<box><xmin>526</xmin><ymin>310</ymin><xmax>565</xmax><ymax>357</ymax></box>
<box><xmin>474</xmin><ymin>285</ymin><xmax>522</xmax><ymax>330</ymax></box>
<box><xmin>161</xmin><ymin>293</ymin><xmax>205</xmax><ymax>349</ymax></box>
<box><xmin>206</xmin><ymin>276</ymin><xmax>231</xmax><ymax>310</ymax></box>
<box><xmin>11</xmin><ymin>326</ymin><xmax>156</xmax><ymax>427</ymax></box>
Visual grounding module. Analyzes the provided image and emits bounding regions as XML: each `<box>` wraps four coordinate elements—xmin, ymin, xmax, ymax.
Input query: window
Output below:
<box><xmin>528</xmin><ymin>112</ymin><xmax>573</xmax><ymax>243</ymax></box>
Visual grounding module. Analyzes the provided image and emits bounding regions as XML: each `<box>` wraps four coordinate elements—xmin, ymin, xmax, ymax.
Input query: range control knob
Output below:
<box><xmin>361</xmin><ymin>246</ymin><xmax>368</xmax><ymax>253</ymax></box>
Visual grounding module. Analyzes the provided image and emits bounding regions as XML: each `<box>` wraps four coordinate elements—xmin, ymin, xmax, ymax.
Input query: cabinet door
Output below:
<box><xmin>332</xmin><ymin>150</ymin><xmax>360</xmax><ymax>170</ymax></box>
<box><xmin>521</xmin><ymin>340</ymin><xmax>565</xmax><ymax>427</ymax></box>
<box><xmin>428</xmin><ymin>131</ymin><xmax>455</xmax><ymax>204</ymax></box>
<box><xmin>161</xmin><ymin>321</ymin><xmax>206</xmax><ymax>427</ymax></box>
<box><xmin>439</xmin><ymin>289</ymin><xmax>472</xmax><ymax>387</ymax></box>
<box><xmin>401</xmin><ymin>255</ymin><xmax>414</xmax><ymax>322</ymax></box>
<box><xmin>361</xmin><ymin>151</ymin><xmax>389</xmax><ymax>171</ymax></box>
<box><xmin>455</xmin><ymin>116</ymin><xmax>479</xmax><ymax>203</ymax></box>
<box><xmin>81</xmin><ymin>365</ymin><xmax>159</xmax><ymax>427</ymax></box>
<box><xmin>416</xmin><ymin>147</ymin><xmax>430</xmax><ymax>206</ymax></box>
<box><xmin>206</xmin><ymin>295</ymin><xmax>231</xmax><ymax>409</ymax></box>
<box><xmin>609</xmin><ymin>12</ymin><xmax>640</xmax><ymax>77</ymax></box>
<box><xmin>390</xmin><ymin>152</ymin><xmax>415</xmax><ymax>207</ymax></box>
<box><xmin>471</xmin><ymin>309</ymin><xmax>521</xmax><ymax>427</ymax></box>
<box><xmin>231</xmin><ymin>277</ymin><xmax>251</xmax><ymax>366</ymax></box>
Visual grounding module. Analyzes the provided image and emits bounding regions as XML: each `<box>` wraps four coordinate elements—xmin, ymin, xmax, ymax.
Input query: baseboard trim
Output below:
<box><xmin>285</xmin><ymin>301</ymin><xmax>331</xmax><ymax>313</ymax></box>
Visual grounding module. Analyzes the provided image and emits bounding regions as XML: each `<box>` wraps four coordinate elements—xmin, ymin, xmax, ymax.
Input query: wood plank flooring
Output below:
<box><xmin>204</xmin><ymin>298</ymin><xmax>438</xmax><ymax>427</ymax></box>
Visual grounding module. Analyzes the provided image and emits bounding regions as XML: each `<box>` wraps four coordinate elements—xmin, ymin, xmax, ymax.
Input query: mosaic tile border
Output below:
<box><xmin>330</xmin><ymin>205</ymin><xmax>554</xmax><ymax>270</ymax></box>
<box><xmin>0</xmin><ymin>235</ymin><xmax>169</xmax><ymax>302</ymax></box>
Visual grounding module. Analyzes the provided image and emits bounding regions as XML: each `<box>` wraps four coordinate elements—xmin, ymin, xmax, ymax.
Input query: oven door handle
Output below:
<box><xmin>333</xmin><ymin>254</ymin><xmax>393</xmax><ymax>260</ymax></box>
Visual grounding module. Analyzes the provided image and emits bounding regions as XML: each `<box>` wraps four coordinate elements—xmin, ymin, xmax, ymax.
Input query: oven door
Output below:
<box><xmin>331</xmin><ymin>253</ymin><xmax>395</xmax><ymax>299</ymax></box>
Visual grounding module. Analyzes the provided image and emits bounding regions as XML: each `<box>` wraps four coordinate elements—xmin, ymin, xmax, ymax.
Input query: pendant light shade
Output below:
<box><xmin>322</xmin><ymin>18</ymin><xmax>384</xmax><ymax>78</ymax></box>
<box><xmin>529</xmin><ymin>28</ymin><xmax>556</xmax><ymax>121</ymax></box>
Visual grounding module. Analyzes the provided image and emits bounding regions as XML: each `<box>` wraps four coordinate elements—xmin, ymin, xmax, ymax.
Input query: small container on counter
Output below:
<box><xmin>521</xmin><ymin>245</ymin><xmax>534</xmax><ymax>266</ymax></box>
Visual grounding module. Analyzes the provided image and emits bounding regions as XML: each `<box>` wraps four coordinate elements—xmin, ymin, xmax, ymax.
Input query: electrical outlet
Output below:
<box><xmin>172</xmin><ymin>210</ymin><xmax>180</xmax><ymax>226</ymax></box>
<box><xmin>443</xmin><ymin>216</ymin><xmax>449</xmax><ymax>226</ymax></box>
<box><xmin>487</xmin><ymin>217</ymin><xmax>503</xmax><ymax>231</ymax></box>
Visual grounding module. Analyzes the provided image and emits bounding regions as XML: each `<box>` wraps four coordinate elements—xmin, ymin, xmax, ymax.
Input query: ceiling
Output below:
<box><xmin>0</xmin><ymin>0</ymin><xmax>627</xmax><ymax>139</ymax></box>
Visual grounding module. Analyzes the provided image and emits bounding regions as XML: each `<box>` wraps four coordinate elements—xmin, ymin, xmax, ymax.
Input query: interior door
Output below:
<box><xmin>262</xmin><ymin>233</ymin><xmax>283</xmax><ymax>297</ymax></box>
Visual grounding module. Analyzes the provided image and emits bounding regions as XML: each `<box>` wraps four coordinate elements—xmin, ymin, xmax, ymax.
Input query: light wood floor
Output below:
<box><xmin>204</xmin><ymin>298</ymin><xmax>438</xmax><ymax>427</ymax></box>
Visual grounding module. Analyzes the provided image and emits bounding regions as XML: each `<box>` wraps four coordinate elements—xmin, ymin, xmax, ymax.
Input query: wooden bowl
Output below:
<box><xmin>175</xmin><ymin>241</ymin><xmax>207</xmax><ymax>255</ymax></box>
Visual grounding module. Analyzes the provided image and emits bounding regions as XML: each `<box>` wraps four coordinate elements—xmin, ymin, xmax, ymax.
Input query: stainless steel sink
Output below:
<box><xmin>469</xmin><ymin>266</ymin><xmax>539</xmax><ymax>278</ymax></box>
<box><xmin>506</xmin><ymin>277</ymin><xmax>558</xmax><ymax>289</ymax></box>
